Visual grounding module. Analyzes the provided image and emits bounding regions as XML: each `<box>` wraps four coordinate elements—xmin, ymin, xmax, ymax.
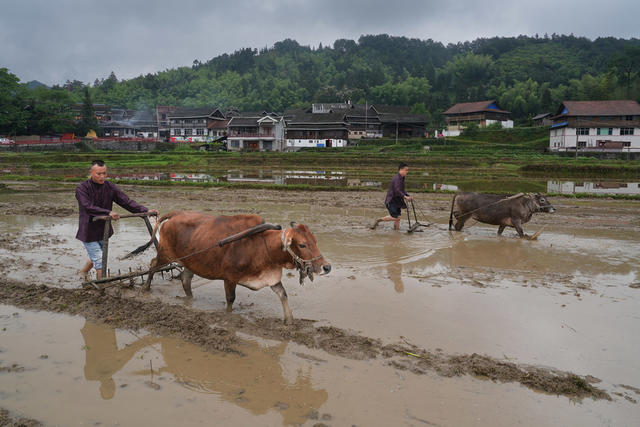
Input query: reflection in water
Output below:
<box><xmin>383</xmin><ymin>234</ymin><xmax>410</xmax><ymax>293</ymax></box>
<box><xmin>144</xmin><ymin>337</ymin><xmax>328</xmax><ymax>425</ymax></box>
<box><xmin>80</xmin><ymin>321</ymin><xmax>327</xmax><ymax>424</ymax></box>
<box><xmin>548</xmin><ymin>180</ymin><xmax>640</xmax><ymax>195</ymax></box>
<box><xmin>81</xmin><ymin>321</ymin><xmax>157</xmax><ymax>399</ymax></box>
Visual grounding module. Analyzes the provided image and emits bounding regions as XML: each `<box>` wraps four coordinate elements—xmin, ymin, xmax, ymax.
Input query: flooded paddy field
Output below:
<box><xmin>1</xmin><ymin>183</ymin><xmax>639</xmax><ymax>426</ymax></box>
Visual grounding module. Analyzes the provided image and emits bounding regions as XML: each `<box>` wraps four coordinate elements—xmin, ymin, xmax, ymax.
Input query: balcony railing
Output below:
<box><xmin>228</xmin><ymin>132</ymin><xmax>274</xmax><ymax>138</ymax></box>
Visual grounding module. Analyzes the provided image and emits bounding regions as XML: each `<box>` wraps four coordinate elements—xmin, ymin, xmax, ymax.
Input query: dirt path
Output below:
<box><xmin>0</xmin><ymin>279</ymin><xmax>609</xmax><ymax>401</ymax></box>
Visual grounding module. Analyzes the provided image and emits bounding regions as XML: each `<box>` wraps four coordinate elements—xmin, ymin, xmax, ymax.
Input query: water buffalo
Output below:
<box><xmin>449</xmin><ymin>192</ymin><xmax>555</xmax><ymax>238</ymax></box>
<box><xmin>126</xmin><ymin>211</ymin><xmax>331</xmax><ymax>324</ymax></box>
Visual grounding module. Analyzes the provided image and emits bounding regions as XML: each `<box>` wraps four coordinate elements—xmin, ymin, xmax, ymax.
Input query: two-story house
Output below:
<box><xmin>549</xmin><ymin>100</ymin><xmax>640</xmax><ymax>152</ymax></box>
<box><xmin>226</xmin><ymin>112</ymin><xmax>284</xmax><ymax>151</ymax></box>
<box><xmin>168</xmin><ymin>107</ymin><xmax>226</xmax><ymax>142</ymax></box>
<box><xmin>283</xmin><ymin>110</ymin><xmax>349</xmax><ymax>150</ymax></box>
<box><xmin>441</xmin><ymin>100</ymin><xmax>513</xmax><ymax>136</ymax></box>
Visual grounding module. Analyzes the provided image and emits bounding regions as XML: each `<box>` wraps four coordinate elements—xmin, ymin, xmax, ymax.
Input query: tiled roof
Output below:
<box><xmin>371</xmin><ymin>105</ymin><xmax>412</xmax><ymax>115</ymax></box>
<box><xmin>169</xmin><ymin>107</ymin><xmax>221</xmax><ymax>118</ymax></box>
<box><xmin>555</xmin><ymin>100</ymin><xmax>640</xmax><ymax>116</ymax></box>
<box><xmin>443</xmin><ymin>100</ymin><xmax>510</xmax><ymax>115</ymax></box>
<box><xmin>228</xmin><ymin>117</ymin><xmax>260</xmax><ymax>127</ymax></box>
<box><xmin>285</xmin><ymin>112</ymin><xmax>346</xmax><ymax>123</ymax></box>
<box><xmin>378</xmin><ymin>113</ymin><xmax>429</xmax><ymax>124</ymax></box>
<box><xmin>207</xmin><ymin>119</ymin><xmax>229</xmax><ymax>129</ymax></box>
<box><xmin>532</xmin><ymin>113</ymin><xmax>551</xmax><ymax>121</ymax></box>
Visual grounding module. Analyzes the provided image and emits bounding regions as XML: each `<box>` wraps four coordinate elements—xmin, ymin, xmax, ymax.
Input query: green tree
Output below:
<box><xmin>26</xmin><ymin>87</ymin><xmax>75</xmax><ymax>134</ymax></box>
<box><xmin>0</xmin><ymin>68</ymin><xmax>29</xmax><ymax>135</ymax></box>
<box><xmin>77</xmin><ymin>87</ymin><xmax>99</xmax><ymax>136</ymax></box>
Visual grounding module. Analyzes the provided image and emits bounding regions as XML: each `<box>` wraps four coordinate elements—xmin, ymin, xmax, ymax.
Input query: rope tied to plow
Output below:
<box><xmin>281</xmin><ymin>227</ymin><xmax>323</xmax><ymax>286</ymax></box>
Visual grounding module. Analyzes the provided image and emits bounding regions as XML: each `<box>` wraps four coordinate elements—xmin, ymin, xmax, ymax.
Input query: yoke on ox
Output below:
<box><xmin>448</xmin><ymin>192</ymin><xmax>555</xmax><ymax>238</ymax></box>
<box><xmin>124</xmin><ymin>211</ymin><xmax>331</xmax><ymax>324</ymax></box>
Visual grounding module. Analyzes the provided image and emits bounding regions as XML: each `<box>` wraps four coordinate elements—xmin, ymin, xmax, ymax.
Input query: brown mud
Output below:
<box><xmin>0</xmin><ymin>279</ymin><xmax>609</xmax><ymax>401</ymax></box>
<box><xmin>1</xmin><ymin>182</ymin><xmax>640</xmax><ymax>425</ymax></box>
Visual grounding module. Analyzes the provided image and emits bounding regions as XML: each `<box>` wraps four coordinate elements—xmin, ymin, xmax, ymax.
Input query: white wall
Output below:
<box><xmin>286</xmin><ymin>139</ymin><xmax>347</xmax><ymax>148</ymax></box>
<box><xmin>549</xmin><ymin>126</ymin><xmax>640</xmax><ymax>151</ymax></box>
<box><xmin>547</xmin><ymin>180</ymin><xmax>640</xmax><ymax>195</ymax></box>
<box><xmin>486</xmin><ymin>119</ymin><xmax>513</xmax><ymax>128</ymax></box>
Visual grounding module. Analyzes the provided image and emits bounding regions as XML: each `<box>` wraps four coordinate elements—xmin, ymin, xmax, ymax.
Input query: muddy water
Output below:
<box><xmin>2</xmin><ymin>306</ymin><xmax>638</xmax><ymax>427</ymax></box>
<box><xmin>1</xmin><ymin>187</ymin><xmax>639</xmax><ymax>425</ymax></box>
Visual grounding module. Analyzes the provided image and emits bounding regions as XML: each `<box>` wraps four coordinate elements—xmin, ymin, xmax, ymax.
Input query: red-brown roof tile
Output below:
<box><xmin>557</xmin><ymin>100</ymin><xmax>640</xmax><ymax>116</ymax></box>
<box><xmin>443</xmin><ymin>100</ymin><xmax>510</xmax><ymax>115</ymax></box>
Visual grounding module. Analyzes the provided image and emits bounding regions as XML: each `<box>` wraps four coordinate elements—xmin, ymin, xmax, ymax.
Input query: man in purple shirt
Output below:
<box><xmin>370</xmin><ymin>163</ymin><xmax>412</xmax><ymax>231</ymax></box>
<box><xmin>76</xmin><ymin>160</ymin><xmax>157</xmax><ymax>279</ymax></box>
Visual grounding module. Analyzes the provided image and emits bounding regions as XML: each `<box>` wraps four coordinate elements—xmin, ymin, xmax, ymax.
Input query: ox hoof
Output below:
<box><xmin>283</xmin><ymin>317</ymin><xmax>294</xmax><ymax>326</ymax></box>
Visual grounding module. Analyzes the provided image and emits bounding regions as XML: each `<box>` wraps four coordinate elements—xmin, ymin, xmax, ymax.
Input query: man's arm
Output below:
<box><xmin>111</xmin><ymin>184</ymin><xmax>148</xmax><ymax>214</ymax></box>
<box><xmin>76</xmin><ymin>185</ymin><xmax>111</xmax><ymax>216</ymax></box>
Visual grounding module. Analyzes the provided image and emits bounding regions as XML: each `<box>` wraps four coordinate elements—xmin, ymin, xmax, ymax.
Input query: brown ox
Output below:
<box><xmin>125</xmin><ymin>211</ymin><xmax>331</xmax><ymax>324</ymax></box>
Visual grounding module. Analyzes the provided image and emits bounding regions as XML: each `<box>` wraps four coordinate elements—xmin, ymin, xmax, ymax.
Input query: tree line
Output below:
<box><xmin>1</xmin><ymin>33</ymin><xmax>639</xmax><ymax>136</ymax></box>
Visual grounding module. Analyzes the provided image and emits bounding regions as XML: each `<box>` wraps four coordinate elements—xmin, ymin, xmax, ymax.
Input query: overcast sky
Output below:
<box><xmin>1</xmin><ymin>0</ymin><xmax>638</xmax><ymax>86</ymax></box>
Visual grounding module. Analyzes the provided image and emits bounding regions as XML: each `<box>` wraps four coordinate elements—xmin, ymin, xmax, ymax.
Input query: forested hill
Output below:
<box><xmin>6</xmin><ymin>33</ymin><xmax>640</xmax><ymax>134</ymax></box>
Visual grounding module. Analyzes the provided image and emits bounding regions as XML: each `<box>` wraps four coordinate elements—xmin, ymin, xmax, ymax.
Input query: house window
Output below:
<box><xmin>623</xmin><ymin>141</ymin><xmax>631</xmax><ymax>147</ymax></box>
<box><xmin>621</xmin><ymin>128</ymin><xmax>634</xmax><ymax>135</ymax></box>
<box><xmin>231</xmin><ymin>141</ymin><xmax>239</xmax><ymax>148</ymax></box>
<box><xmin>161</xmin><ymin>114</ymin><xmax>166</xmax><ymax>120</ymax></box>
<box><xmin>577</xmin><ymin>128</ymin><xmax>589</xmax><ymax>135</ymax></box>
<box><xmin>196</xmin><ymin>128</ymin><xmax>204</xmax><ymax>136</ymax></box>
<box><xmin>598</xmin><ymin>128</ymin><xmax>613</xmax><ymax>136</ymax></box>
<box><xmin>625</xmin><ymin>115</ymin><xmax>633</xmax><ymax>121</ymax></box>
<box><xmin>173</xmin><ymin>128</ymin><xmax>181</xmax><ymax>136</ymax></box>
<box><xmin>184</xmin><ymin>129</ymin><xmax>192</xmax><ymax>136</ymax></box>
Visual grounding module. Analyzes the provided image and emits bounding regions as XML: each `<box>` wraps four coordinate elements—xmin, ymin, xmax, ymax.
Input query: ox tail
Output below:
<box><xmin>121</xmin><ymin>212</ymin><xmax>174</xmax><ymax>259</ymax></box>
<box><xmin>448</xmin><ymin>193</ymin><xmax>458</xmax><ymax>230</ymax></box>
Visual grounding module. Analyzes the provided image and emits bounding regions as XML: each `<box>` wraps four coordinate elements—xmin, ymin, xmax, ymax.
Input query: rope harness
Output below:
<box><xmin>281</xmin><ymin>228</ymin><xmax>323</xmax><ymax>285</ymax></box>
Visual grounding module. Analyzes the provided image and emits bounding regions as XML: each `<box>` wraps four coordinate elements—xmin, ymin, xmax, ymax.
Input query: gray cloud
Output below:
<box><xmin>1</xmin><ymin>0</ymin><xmax>638</xmax><ymax>85</ymax></box>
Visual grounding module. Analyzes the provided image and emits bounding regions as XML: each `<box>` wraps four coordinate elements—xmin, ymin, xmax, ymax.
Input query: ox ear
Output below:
<box><xmin>290</xmin><ymin>221</ymin><xmax>298</xmax><ymax>228</ymax></box>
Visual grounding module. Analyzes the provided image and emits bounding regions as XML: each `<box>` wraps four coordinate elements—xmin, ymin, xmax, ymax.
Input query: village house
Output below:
<box><xmin>207</xmin><ymin>118</ymin><xmax>229</xmax><ymax>139</ymax></box>
<box><xmin>156</xmin><ymin>106</ymin><xmax>178</xmax><ymax>141</ymax></box>
<box><xmin>283</xmin><ymin>110</ymin><xmax>348</xmax><ymax>150</ymax></box>
<box><xmin>311</xmin><ymin>102</ymin><xmax>383</xmax><ymax>139</ymax></box>
<box><xmin>532</xmin><ymin>112</ymin><xmax>552</xmax><ymax>127</ymax></box>
<box><xmin>548</xmin><ymin>100</ymin><xmax>640</xmax><ymax>152</ymax></box>
<box><xmin>345</xmin><ymin>105</ymin><xmax>383</xmax><ymax>139</ymax></box>
<box><xmin>372</xmin><ymin>105</ymin><xmax>428</xmax><ymax>138</ymax></box>
<box><xmin>441</xmin><ymin>100</ymin><xmax>513</xmax><ymax>137</ymax></box>
<box><xmin>101</xmin><ymin>109</ymin><xmax>158</xmax><ymax>138</ymax></box>
<box><xmin>168</xmin><ymin>107</ymin><xmax>226</xmax><ymax>142</ymax></box>
<box><xmin>226</xmin><ymin>112</ymin><xmax>284</xmax><ymax>151</ymax></box>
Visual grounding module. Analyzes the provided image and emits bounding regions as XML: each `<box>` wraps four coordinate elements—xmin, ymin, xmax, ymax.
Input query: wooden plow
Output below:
<box><xmin>81</xmin><ymin>212</ymin><xmax>182</xmax><ymax>292</ymax></box>
<box><xmin>406</xmin><ymin>199</ymin><xmax>430</xmax><ymax>233</ymax></box>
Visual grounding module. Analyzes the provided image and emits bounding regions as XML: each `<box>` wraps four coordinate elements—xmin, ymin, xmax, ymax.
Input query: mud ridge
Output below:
<box><xmin>0</xmin><ymin>408</ymin><xmax>43</xmax><ymax>427</ymax></box>
<box><xmin>0</xmin><ymin>280</ymin><xmax>611</xmax><ymax>401</ymax></box>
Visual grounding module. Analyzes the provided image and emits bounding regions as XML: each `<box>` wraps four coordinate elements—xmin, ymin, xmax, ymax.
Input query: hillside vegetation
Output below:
<box><xmin>1</xmin><ymin>34</ymin><xmax>639</xmax><ymax>136</ymax></box>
